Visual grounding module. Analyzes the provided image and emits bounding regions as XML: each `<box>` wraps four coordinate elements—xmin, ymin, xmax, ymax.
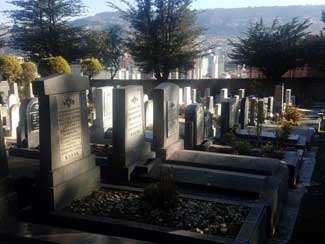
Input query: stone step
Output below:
<box><xmin>150</xmin><ymin>163</ymin><xmax>267</xmax><ymax>195</ymax></box>
<box><xmin>169</xmin><ymin>150</ymin><xmax>281</xmax><ymax>176</ymax></box>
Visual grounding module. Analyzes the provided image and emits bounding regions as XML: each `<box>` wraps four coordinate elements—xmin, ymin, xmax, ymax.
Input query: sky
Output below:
<box><xmin>1</xmin><ymin>0</ymin><xmax>325</xmax><ymax>23</ymax></box>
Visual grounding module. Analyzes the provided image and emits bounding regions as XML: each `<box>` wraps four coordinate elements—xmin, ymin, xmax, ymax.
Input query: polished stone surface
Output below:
<box><xmin>0</xmin><ymin>222</ymin><xmax>155</xmax><ymax>244</ymax></box>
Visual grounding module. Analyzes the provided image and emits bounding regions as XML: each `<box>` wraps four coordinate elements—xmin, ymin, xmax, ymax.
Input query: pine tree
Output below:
<box><xmin>108</xmin><ymin>0</ymin><xmax>202</xmax><ymax>81</ymax></box>
<box><xmin>8</xmin><ymin>0</ymin><xmax>85</xmax><ymax>62</ymax></box>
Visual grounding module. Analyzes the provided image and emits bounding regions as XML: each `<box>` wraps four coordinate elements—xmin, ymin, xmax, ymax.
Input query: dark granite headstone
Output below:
<box><xmin>112</xmin><ymin>85</ymin><xmax>152</xmax><ymax>178</ymax></box>
<box><xmin>152</xmin><ymin>83</ymin><xmax>183</xmax><ymax>160</ymax></box>
<box><xmin>17</xmin><ymin>98</ymin><xmax>39</xmax><ymax>148</ymax></box>
<box><xmin>221</xmin><ymin>101</ymin><xmax>230</xmax><ymax>135</ymax></box>
<box><xmin>204</xmin><ymin>111</ymin><xmax>213</xmax><ymax>140</ymax></box>
<box><xmin>274</xmin><ymin>85</ymin><xmax>284</xmax><ymax>114</ymax></box>
<box><xmin>185</xmin><ymin>104</ymin><xmax>205</xmax><ymax>149</ymax></box>
<box><xmin>239</xmin><ymin>97</ymin><xmax>249</xmax><ymax>129</ymax></box>
<box><xmin>33</xmin><ymin>74</ymin><xmax>99</xmax><ymax>211</ymax></box>
<box><xmin>249</xmin><ymin>98</ymin><xmax>257</xmax><ymax>126</ymax></box>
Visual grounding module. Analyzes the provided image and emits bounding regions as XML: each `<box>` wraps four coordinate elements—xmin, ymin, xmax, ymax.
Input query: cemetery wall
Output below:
<box><xmin>92</xmin><ymin>77</ymin><xmax>325</xmax><ymax>105</ymax></box>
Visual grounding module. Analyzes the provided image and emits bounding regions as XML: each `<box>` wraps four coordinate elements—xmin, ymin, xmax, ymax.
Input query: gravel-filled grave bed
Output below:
<box><xmin>65</xmin><ymin>190</ymin><xmax>250</xmax><ymax>239</ymax></box>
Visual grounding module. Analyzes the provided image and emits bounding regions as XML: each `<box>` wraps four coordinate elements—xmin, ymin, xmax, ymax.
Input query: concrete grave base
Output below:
<box><xmin>0</xmin><ymin>177</ymin><xmax>18</xmax><ymax>226</ymax></box>
<box><xmin>155</xmin><ymin>139</ymin><xmax>184</xmax><ymax>162</ymax></box>
<box><xmin>148</xmin><ymin>150</ymin><xmax>288</xmax><ymax>236</ymax></box>
<box><xmin>90</xmin><ymin>126</ymin><xmax>112</xmax><ymax>145</ymax></box>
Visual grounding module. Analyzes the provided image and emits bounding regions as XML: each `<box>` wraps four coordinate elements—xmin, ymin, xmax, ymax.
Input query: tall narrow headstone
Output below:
<box><xmin>9</xmin><ymin>103</ymin><xmax>20</xmax><ymax>137</ymax></box>
<box><xmin>238</xmin><ymin>89</ymin><xmax>245</xmax><ymax>99</ymax></box>
<box><xmin>267</xmin><ymin>97</ymin><xmax>274</xmax><ymax>117</ymax></box>
<box><xmin>112</xmin><ymin>86</ymin><xmax>151</xmax><ymax>178</ymax></box>
<box><xmin>291</xmin><ymin>96</ymin><xmax>296</xmax><ymax>106</ymax></box>
<box><xmin>215</xmin><ymin>103</ymin><xmax>222</xmax><ymax>117</ymax></box>
<box><xmin>206</xmin><ymin>96</ymin><xmax>214</xmax><ymax>114</ymax></box>
<box><xmin>221</xmin><ymin>101</ymin><xmax>230</xmax><ymax>135</ymax></box>
<box><xmin>220</xmin><ymin>88</ymin><xmax>228</xmax><ymax>101</ymax></box>
<box><xmin>239</xmin><ymin>97</ymin><xmax>249</xmax><ymax>129</ymax></box>
<box><xmin>90</xmin><ymin>87</ymin><xmax>113</xmax><ymax>143</ymax></box>
<box><xmin>16</xmin><ymin>98</ymin><xmax>39</xmax><ymax>148</ymax></box>
<box><xmin>285</xmin><ymin>89</ymin><xmax>292</xmax><ymax>105</ymax></box>
<box><xmin>184</xmin><ymin>104</ymin><xmax>205</xmax><ymax>149</ymax></box>
<box><xmin>192</xmin><ymin>89</ymin><xmax>197</xmax><ymax>103</ymax></box>
<box><xmin>0</xmin><ymin>111</ymin><xmax>17</xmax><ymax>225</ymax></box>
<box><xmin>249</xmin><ymin>98</ymin><xmax>257</xmax><ymax>126</ymax></box>
<box><xmin>183</xmin><ymin>87</ymin><xmax>192</xmax><ymax>105</ymax></box>
<box><xmin>26</xmin><ymin>83</ymin><xmax>34</xmax><ymax>98</ymax></box>
<box><xmin>204</xmin><ymin>88</ymin><xmax>211</xmax><ymax>98</ymax></box>
<box><xmin>179</xmin><ymin>88</ymin><xmax>184</xmax><ymax>105</ymax></box>
<box><xmin>33</xmin><ymin>74</ymin><xmax>100</xmax><ymax>211</ymax></box>
<box><xmin>153</xmin><ymin>83</ymin><xmax>182</xmax><ymax>159</ymax></box>
<box><xmin>145</xmin><ymin>100</ymin><xmax>154</xmax><ymax>129</ymax></box>
<box><xmin>274</xmin><ymin>85</ymin><xmax>284</xmax><ymax>115</ymax></box>
<box><xmin>204</xmin><ymin>111</ymin><xmax>213</xmax><ymax>140</ymax></box>
<box><xmin>257</xmin><ymin>99</ymin><xmax>265</xmax><ymax>124</ymax></box>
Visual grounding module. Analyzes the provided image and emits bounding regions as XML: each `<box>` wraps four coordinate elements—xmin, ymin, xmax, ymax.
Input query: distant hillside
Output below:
<box><xmin>72</xmin><ymin>5</ymin><xmax>325</xmax><ymax>38</ymax></box>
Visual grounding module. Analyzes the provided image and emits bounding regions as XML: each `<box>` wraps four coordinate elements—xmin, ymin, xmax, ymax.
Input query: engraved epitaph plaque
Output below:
<box><xmin>103</xmin><ymin>90</ymin><xmax>112</xmax><ymax>128</ymax></box>
<box><xmin>167</xmin><ymin>100</ymin><xmax>178</xmax><ymax>138</ymax></box>
<box><xmin>127</xmin><ymin>91</ymin><xmax>143</xmax><ymax>148</ymax></box>
<box><xmin>30</xmin><ymin>102</ymin><xmax>39</xmax><ymax>131</ymax></box>
<box><xmin>57</xmin><ymin>92</ymin><xmax>83</xmax><ymax>163</ymax></box>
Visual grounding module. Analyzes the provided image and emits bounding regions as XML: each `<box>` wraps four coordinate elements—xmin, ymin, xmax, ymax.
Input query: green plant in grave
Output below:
<box><xmin>276</xmin><ymin>120</ymin><xmax>293</xmax><ymax>149</ymax></box>
<box><xmin>221</xmin><ymin>131</ymin><xmax>238</xmax><ymax>148</ymax></box>
<box><xmin>236</xmin><ymin>141</ymin><xmax>252</xmax><ymax>156</ymax></box>
<box><xmin>144</xmin><ymin>170</ymin><xmax>178</xmax><ymax>210</ymax></box>
<box><xmin>284</xmin><ymin>105</ymin><xmax>303</xmax><ymax>125</ymax></box>
<box><xmin>261</xmin><ymin>142</ymin><xmax>275</xmax><ymax>157</ymax></box>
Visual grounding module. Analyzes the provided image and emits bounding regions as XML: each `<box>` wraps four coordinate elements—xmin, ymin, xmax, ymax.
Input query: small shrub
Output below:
<box><xmin>0</xmin><ymin>55</ymin><xmax>22</xmax><ymax>83</ymax></box>
<box><xmin>284</xmin><ymin>105</ymin><xmax>303</xmax><ymax>125</ymax></box>
<box><xmin>81</xmin><ymin>58</ymin><xmax>102</xmax><ymax>79</ymax></box>
<box><xmin>38</xmin><ymin>56</ymin><xmax>71</xmax><ymax>77</ymax></box>
<box><xmin>144</xmin><ymin>170</ymin><xmax>178</xmax><ymax>209</ymax></box>
<box><xmin>261</xmin><ymin>142</ymin><xmax>275</xmax><ymax>157</ymax></box>
<box><xmin>276</xmin><ymin>120</ymin><xmax>293</xmax><ymax>149</ymax></box>
<box><xmin>221</xmin><ymin>131</ymin><xmax>238</xmax><ymax>147</ymax></box>
<box><xmin>236</xmin><ymin>141</ymin><xmax>252</xmax><ymax>156</ymax></box>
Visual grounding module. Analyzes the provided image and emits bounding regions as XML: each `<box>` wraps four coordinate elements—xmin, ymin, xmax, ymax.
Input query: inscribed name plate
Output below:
<box><xmin>57</xmin><ymin>92</ymin><xmax>83</xmax><ymax>163</ymax></box>
<box><xmin>30</xmin><ymin>103</ymin><xmax>39</xmax><ymax>131</ymax></box>
<box><xmin>103</xmin><ymin>90</ymin><xmax>112</xmax><ymax>128</ymax></box>
<box><xmin>127</xmin><ymin>91</ymin><xmax>143</xmax><ymax>146</ymax></box>
<box><xmin>167</xmin><ymin>100</ymin><xmax>178</xmax><ymax>138</ymax></box>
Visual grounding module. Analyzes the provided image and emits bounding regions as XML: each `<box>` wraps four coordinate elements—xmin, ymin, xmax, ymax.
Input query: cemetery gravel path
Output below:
<box><xmin>289</xmin><ymin>132</ymin><xmax>325</xmax><ymax>244</ymax></box>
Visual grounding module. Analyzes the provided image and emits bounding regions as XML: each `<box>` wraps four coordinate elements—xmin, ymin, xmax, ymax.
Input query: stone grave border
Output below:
<box><xmin>48</xmin><ymin>184</ymin><xmax>267</xmax><ymax>244</ymax></box>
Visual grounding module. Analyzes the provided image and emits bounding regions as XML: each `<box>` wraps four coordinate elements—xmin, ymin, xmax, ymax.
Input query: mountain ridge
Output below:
<box><xmin>72</xmin><ymin>5</ymin><xmax>325</xmax><ymax>38</ymax></box>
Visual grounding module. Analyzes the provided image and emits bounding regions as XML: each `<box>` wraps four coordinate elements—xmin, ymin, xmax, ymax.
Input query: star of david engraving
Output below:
<box><xmin>63</xmin><ymin>96</ymin><xmax>75</xmax><ymax>108</ymax></box>
<box><xmin>131</xmin><ymin>96</ymin><xmax>139</xmax><ymax>104</ymax></box>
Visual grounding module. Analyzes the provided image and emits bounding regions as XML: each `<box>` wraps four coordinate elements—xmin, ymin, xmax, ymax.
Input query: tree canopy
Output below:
<box><xmin>229</xmin><ymin>18</ymin><xmax>311</xmax><ymax>83</ymax></box>
<box><xmin>20</xmin><ymin>62</ymin><xmax>37</xmax><ymax>85</ymax></box>
<box><xmin>38</xmin><ymin>56</ymin><xmax>71</xmax><ymax>77</ymax></box>
<box><xmin>108</xmin><ymin>0</ymin><xmax>203</xmax><ymax>81</ymax></box>
<box><xmin>81</xmin><ymin>58</ymin><xmax>103</xmax><ymax>79</ymax></box>
<box><xmin>8</xmin><ymin>0</ymin><xmax>85</xmax><ymax>62</ymax></box>
<box><xmin>0</xmin><ymin>55</ymin><xmax>22</xmax><ymax>84</ymax></box>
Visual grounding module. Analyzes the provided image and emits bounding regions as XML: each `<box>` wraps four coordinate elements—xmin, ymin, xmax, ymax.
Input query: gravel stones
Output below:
<box><xmin>66</xmin><ymin>190</ymin><xmax>249</xmax><ymax>238</ymax></box>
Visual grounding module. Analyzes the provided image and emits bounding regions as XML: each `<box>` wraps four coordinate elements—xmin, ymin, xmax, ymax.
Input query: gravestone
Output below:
<box><xmin>90</xmin><ymin>87</ymin><xmax>113</xmax><ymax>144</ymax></box>
<box><xmin>257</xmin><ymin>99</ymin><xmax>265</xmax><ymax>124</ymax></box>
<box><xmin>26</xmin><ymin>83</ymin><xmax>34</xmax><ymax>98</ymax></box>
<box><xmin>33</xmin><ymin>74</ymin><xmax>100</xmax><ymax>211</ymax></box>
<box><xmin>206</xmin><ymin>96</ymin><xmax>214</xmax><ymax>114</ymax></box>
<box><xmin>192</xmin><ymin>89</ymin><xmax>197</xmax><ymax>103</ymax></box>
<box><xmin>8</xmin><ymin>94</ymin><xmax>18</xmax><ymax>108</ymax></box>
<box><xmin>204</xmin><ymin>88</ymin><xmax>211</xmax><ymax>98</ymax></box>
<box><xmin>204</xmin><ymin>111</ymin><xmax>213</xmax><ymax>140</ymax></box>
<box><xmin>274</xmin><ymin>85</ymin><xmax>284</xmax><ymax>115</ymax></box>
<box><xmin>239</xmin><ymin>97</ymin><xmax>249</xmax><ymax>129</ymax></box>
<box><xmin>215</xmin><ymin>103</ymin><xmax>222</xmax><ymax>116</ymax></box>
<box><xmin>145</xmin><ymin>100</ymin><xmax>154</xmax><ymax>129</ymax></box>
<box><xmin>220</xmin><ymin>101</ymin><xmax>230</xmax><ymax>135</ymax></box>
<box><xmin>238</xmin><ymin>89</ymin><xmax>245</xmax><ymax>99</ymax></box>
<box><xmin>0</xmin><ymin>111</ymin><xmax>17</xmax><ymax>225</ymax></box>
<box><xmin>220</xmin><ymin>88</ymin><xmax>228</xmax><ymax>102</ymax></box>
<box><xmin>179</xmin><ymin>88</ymin><xmax>184</xmax><ymax>105</ymax></box>
<box><xmin>291</xmin><ymin>96</ymin><xmax>296</xmax><ymax>106</ymax></box>
<box><xmin>184</xmin><ymin>104</ymin><xmax>205</xmax><ymax>149</ymax></box>
<box><xmin>153</xmin><ymin>83</ymin><xmax>183</xmax><ymax>160</ymax></box>
<box><xmin>249</xmin><ymin>98</ymin><xmax>257</xmax><ymax>126</ymax></box>
<box><xmin>143</xmin><ymin>94</ymin><xmax>149</xmax><ymax>103</ymax></box>
<box><xmin>267</xmin><ymin>97</ymin><xmax>274</xmax><ymax>117</ymax></box>
<box><xmin>285</xmin><ymin>89</ymin><xmax>292</xmax><ymax>105</ymax></box>
<box><xmin>183</xmin><ymin>87</ymin><xmax>192</xmax><ymax>105</ymax></box>
<box><xmin>9</xmin><ymin>103</ymin><xmax>20</xmax><ymax>138</ymax></box>
<box><xmin>112</xmin><ymin>85</ymin><xmax>152</xmax><ymax>178</ymax></box>
<box><xmin>229</xmin><ymin>98</ymin><xmax>240</xmax><ymax>128</ymax></box>
<box><xmin>17</xmin><ymin>98</ymin><xmax>39</xmax><ymax>148</ymax></box>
